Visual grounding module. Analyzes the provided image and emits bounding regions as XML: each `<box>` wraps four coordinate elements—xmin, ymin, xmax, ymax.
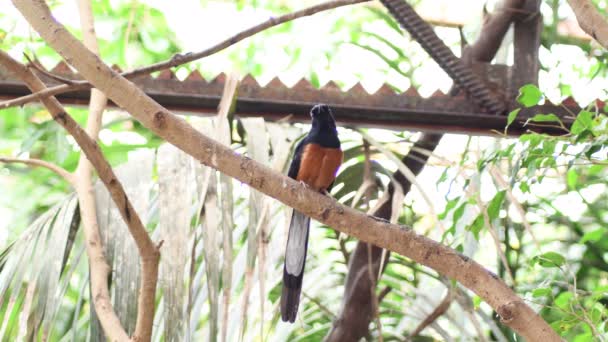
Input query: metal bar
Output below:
<box><xmin>380</xmin><ymin>0</ymin><xmax>507</xmax><ymax>114</ymax></box>
<box><xmin>0</xmin><ymin>65</ymin><xmax>585</xmax><ymax>136</ymax></box>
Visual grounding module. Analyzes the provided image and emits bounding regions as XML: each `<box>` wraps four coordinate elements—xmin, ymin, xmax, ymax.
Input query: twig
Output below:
<box><xmin>470</xmin><ymin>185</ymin><xmax>516</xmax><ymax>285</ymax></box>
<box><xmin>0</xmin><ymin>156</ymin><xmax>74</xmax><ymax>185</ymax></box>
<box><xmin>334</xmin><ymin>230</ymin><xmax>350</xmax><ymax>264</ymax></box>
<box><xmin>407</xmin><ymin>287</ymin><xmax>454</xmax><ymax>340</ymax></box>
<box><xmin>10</xmin><ymin>1</ymin><xmax>561</xmax><ymax>339</ymax></box>
<box><xmin>326</xmin><ymin>133</ymin><xmax>443</xmax><ymax>342</ymax></box>
<box><xmin>360</xmin><ymin>130</ymin><xmax>445</xmax><ymax>233</ymax></box>
<box><xmin>302</xmin><ymin>292</ymin><xmax>337</xmax><ymax>320</ymax></box>
<box><xmin>122</xmin><ymin>0</ymin><xmax>138</xmax><ymax>69</ymax></box>
<box><xmin>489</xmin><ymin>166</ymin><xmax>542</xmax><ymax>251</ymax></box>
<box><xmin>23</xmin><ymin>53</ymin><xmax>76</xmax><ymax>85</ymax></box>
<box><xmin>0</xmin><ymin>49</ymin><xmax>158</xmax><ymax>342</ymax></box>
<box><xmin>0</xmin><ymin>0</ymin><xmax>370</xmax><ymax>110</ymax></box>
<box><xmin>377</xmin><ymin>286</ymin><xmax>392</xmax><ymax>303</ymax></box>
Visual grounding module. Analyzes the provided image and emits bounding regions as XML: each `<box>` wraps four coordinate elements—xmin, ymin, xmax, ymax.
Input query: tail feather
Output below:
<box><xmin>281</xmin><ymin>210</ymin><xmax>310</xmax><ymax>323</ymax></box>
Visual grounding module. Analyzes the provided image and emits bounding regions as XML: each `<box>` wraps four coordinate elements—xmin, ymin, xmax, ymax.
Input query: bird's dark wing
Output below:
<box><xmin>281</xmin><ymin>136</ymin><xmax>310</xmax><ymax>323</ymax></box>
<box><xmin>287</xmin><ymin>137</ymin><xmax>307</xmax><ymax>179</ymax></box>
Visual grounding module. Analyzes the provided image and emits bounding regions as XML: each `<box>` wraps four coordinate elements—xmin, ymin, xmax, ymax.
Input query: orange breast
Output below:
<box><xmin>296</xmin><ymin>143</ymin><xmax>343</xmax><ymax>191</ymax></box>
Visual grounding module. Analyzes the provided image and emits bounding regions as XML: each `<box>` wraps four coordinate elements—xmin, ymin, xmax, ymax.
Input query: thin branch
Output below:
<box><xmin>0</xmin><ymin>49</ymin><xmax>158</xmax><ymax>342</ymax></box>
<box><xmin>367</xmin><ymin>243</ymin><xmax>384</xmax><ymax>342</ymax></box>
<box><xmin>567</xmin><ymin>0</ymin><xmax>608</xmax><ymax>49</ymax></box>
<box><xmin>124</xmin><ymin>0</ymin><xmax>370</xmax><ymax>77</ymax></box>
<box><xmin>472</xmin><ymin>185</ymin><xmax>515</xmax><ymax>285</ymax></box>
<box><xmin>327</xmin><ymin>134</ymin><xmax>442</xmax><ymax>342</ymax></box>
<box><xmin>10</xmin><ymin>1</ymin><xmax>561</xmax><ymax>340</ymax></box>
<box><xmin>24</xmin><ymin>53</ymin><xmax>76</xmax><ymax>84</ymax></box>
<box><xmin>377</xmin><ymin>286</ymin><xmax>392</xmax><ymax>303</ymax></box>
<box><xmin>0</xmin><ymin>156</ymin><xmax>74</xmax><ymax>185</ymax></box>
<box><xmin>334</xmin><ymin>230</ymin><xmax>350</xmax><ymax>264</ymax></box>
<box><xmin>0</xmin><ymin>82</ymin><xmax>89</xmax><ymax>109</ymax></box>
<box><xmin>73</xmin><ymin>0</ymin><xmax>128</xmax><ymax>340</ymax></box>
<box><xmin>218</xmin><ymin>74</ymin><xmax>238</xmax><ymax>342</ymax></box>
<box><xmin>0</xmin><ymin>0</ymin><xmax>369</xmax><ymax>110</ymax></box>
<box><xmin>408</xmin><ymin>287</ymin><xmax>454</xmax><ymax>340</ymax></box>
<box><xmin>360</xmin><ymin>130</ymin><xmax>444</xmax><ymax>232</ymax></box>
<box><xmin>302</xmin><ymin>292</ymin><xmax>337</xmax><ymax>320</ymax></box>
<box><xmin>489</xmin><ymin>166</ymin><xmax>542</xmax><ymax>251</ymax></box>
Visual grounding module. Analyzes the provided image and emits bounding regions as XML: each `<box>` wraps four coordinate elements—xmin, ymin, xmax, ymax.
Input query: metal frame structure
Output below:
<box><xmin>0</xmin><ymin>0</ymin><xmax>599</xmax><ymax>136</ymax></box>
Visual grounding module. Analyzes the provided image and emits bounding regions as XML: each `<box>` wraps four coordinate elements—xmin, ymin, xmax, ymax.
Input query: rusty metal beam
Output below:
<box><xmin>0</xmin><ymin>62</ymin><xmax>587</xmax><ymax>136</ymax></box>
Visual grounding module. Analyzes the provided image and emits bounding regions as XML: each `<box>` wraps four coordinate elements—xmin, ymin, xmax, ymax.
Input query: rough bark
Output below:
<box><xmin>567</xmin><ymin>0</ymin><xmax>608</xmax><ymax>49</ymax></box>
<box><xmin>11</xmin><ymin>0</ymin><xmax>560</xmax><ymax>340</ymax></box>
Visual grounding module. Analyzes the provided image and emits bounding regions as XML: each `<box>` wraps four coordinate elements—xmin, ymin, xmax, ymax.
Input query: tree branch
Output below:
<box><xmin>326</xmin><ymin>133</ymin><xmax>443</xmax><ymax>341</ymax></box>
<box><xmin>11</xmin><ymin>0</ymin><xmax>561</xmax><ymax>340</ymax></box>
<box><xmin>0</xmin><ymin>49</ymin><xmax>158</xmax><ymax>342</ymax></box>
<box><xmin>71</xmin><ymin>0</ymin><xmax>134</xmax><ymax>340</ymax></box>
<box><xmin>567</xmin><ymin>0</ymin><xmax>608</xmax><ymax>49</ymax></box>
<box><xmin>408</xmin><ymin>286</ymin><xmax>454</xmax><ymax>340</ymax></box>
<box><xmin>0</xmin><ymin>156</ymin><xmax>74</xmax><ymax>185</ymax></box>
<box><xmin>328</xmin><ymin>0</ymin><xmax>530</xmax><ymax>340</ymax></box>
<box><xmin>0</xmin><ymin>0</ymin><xmax>369</xmax><ymax>110</ymax></box>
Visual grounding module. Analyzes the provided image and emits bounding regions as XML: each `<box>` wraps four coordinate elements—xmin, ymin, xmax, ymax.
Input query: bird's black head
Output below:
<box><xmin>310</xmin><ymin>104</ymin><xmax>336</xmax><ymax>130</ymax></box>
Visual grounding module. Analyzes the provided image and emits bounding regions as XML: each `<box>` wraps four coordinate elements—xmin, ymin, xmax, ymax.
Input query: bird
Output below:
<box><xmin>280</xmin><ymin>104</ymin><xmax>343</xmax><ymax>323</ymax></box>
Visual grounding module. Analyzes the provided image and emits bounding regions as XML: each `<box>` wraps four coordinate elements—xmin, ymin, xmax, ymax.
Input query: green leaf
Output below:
<box><xmin>566</xmin><ymin>169</ymin><xmax>578</xmax><ymax>190</ymax></box>
<box><xmin>507</xmin><ymin>108</ymin><xmax>521</xmax><ymax>127</ymax></box>
<box><xmin>310</xmin><ymin>71</ymin><xmax>320</xmax><ymax>88</ymax></box>
<box><xmin>437</xmin><ymin>168</ymin><xmax>449</xmax><ymax>187</ymax></box>
<box><xmin>467</xmin><ymin>214</ymin><xmax>484</xmax><ymax>240</ymax></box>
<box><xmin>528</xmin><ymin>113</ymin><xmax>562</xmax><ymax>124</ymax></box>
<box><xmin>571</xmin><ymin>110</ymin><xmax>594</xmax><ymax>135</ymax></box>
<box><xmin>452</xmin><ymin>202</ymin><xmax>467</xmax><ymax>225</ymax></box>
<box><xmin>519</xmin><ymin>181</ymin><xmax>530</xmax><ymax>193</ymax></box>
<box><xmin>581</xmin><ymin>228</ymin><xmax>604</xmax><ymax>243</ymax></box>
<box><xmin>533</xmin><ymin>251</ymin><xmax>566</xmax><ymax>268</ymax></box>
<box><xmin>19</xmin><ymin>126</ymin><xmax>46</xmax><ymax>153</ymax></box>
<box><xmin>504</xmin><ymin>108</ymin><xmax>521</xmax><ymax>134</ymax></box>
<box><xmin>472</xmin><ymin>295</ymin><xmax>482</xmax><ymax>310</ymax></box>
<box><xmin>573</xmin><ymin>333</ymin><xmax>594</xmax><ymax>342</ymax></box>
<box><xmin>487</xmin><ymin>190</ymin><xmax>506</xmax><ymax>220</ymax></box>
<box><xmin>517</xmin><ymin>84</ymin><xmax>543</xmax><ymax>107</ymax></box>
<box><xmin>554</xmin><ymin>291</ymin><xmax>573</xmax><ymax>309</ymax></box>
<box><xmin>439</xmin><ymin>198</ymin><xmax>458</xmax><ymax>220</ymax></box>
<box><xmin>532</xmin><ymin>287</ymin><xmax>552</xmax><ymax>298</ymax></box>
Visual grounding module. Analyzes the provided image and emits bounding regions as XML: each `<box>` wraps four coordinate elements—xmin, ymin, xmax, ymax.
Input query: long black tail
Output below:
<box><xmin>280</xmin><ymin>210</ymin><xmax>311</xmax><ymax>323</ymax></box>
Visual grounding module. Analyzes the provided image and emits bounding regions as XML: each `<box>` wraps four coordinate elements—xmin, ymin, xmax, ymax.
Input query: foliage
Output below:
<box><xmin>0</xmin><ymin>0</ymin><xmax>607</xmax><ymax>341</ymax></box>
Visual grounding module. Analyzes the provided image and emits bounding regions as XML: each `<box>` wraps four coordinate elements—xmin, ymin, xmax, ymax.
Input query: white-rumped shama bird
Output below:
<box><xmin>280</xmin><ymin>104</ymin><xmax>343</xmax><ymax>323</ymax></box>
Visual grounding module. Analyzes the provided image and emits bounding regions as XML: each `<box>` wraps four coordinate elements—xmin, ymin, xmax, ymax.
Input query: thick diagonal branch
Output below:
<box><xmin>0</xmin><ymin>50</ymin><xmax>158</xmax><ymax>342</ymax></box>
<box><xmin>11</xmin><ymin>1</ymin><xmax>560</xmax><ymax>340</ymax></box>
<box><xmin>567</xmin><ymin>0</ymin><xmax>608</xmax><ymax>49</ymax></box>
<box><xmin>326</xmin><ymin>1</ymin><xmax>528</xmax><ymax>340</ymax></box>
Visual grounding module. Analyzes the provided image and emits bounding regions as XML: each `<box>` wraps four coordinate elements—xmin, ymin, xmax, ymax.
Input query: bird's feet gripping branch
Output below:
<box><xmin>280</xmin><ymin>104</ymin><xmax>343</xmax><ymax>323</ymax></box>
